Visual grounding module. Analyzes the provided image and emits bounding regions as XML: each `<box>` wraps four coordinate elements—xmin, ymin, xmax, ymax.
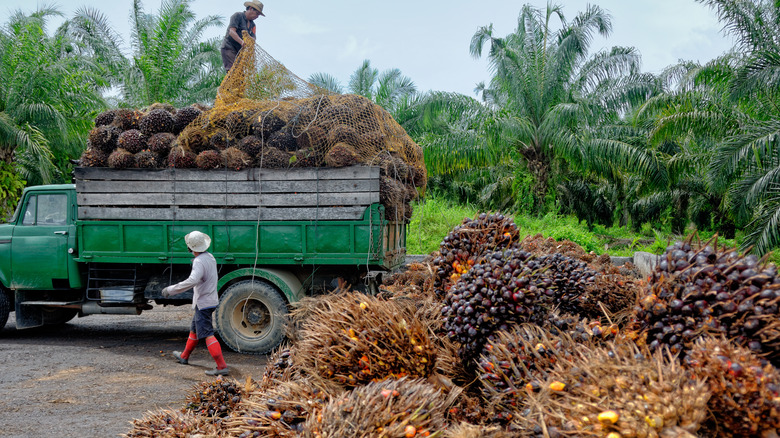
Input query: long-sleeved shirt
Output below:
<box><xmin>166</xmin><ymin>252</ymin><xmax>219</xmax><ymax>309</ymax></box>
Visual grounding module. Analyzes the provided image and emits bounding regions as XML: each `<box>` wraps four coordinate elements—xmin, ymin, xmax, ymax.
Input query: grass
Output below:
<box><xmin>405</xmin><ymin>196</ymin><xmax>767</xmax><ymax>262</ymax></box>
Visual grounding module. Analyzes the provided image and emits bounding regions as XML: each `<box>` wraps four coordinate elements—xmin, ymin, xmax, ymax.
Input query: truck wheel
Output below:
<box><xmin>0</xmin><ymin>290</ymin><xmax>9</xmax><ymax>330</ymax></box>
<box><xmin>215</xmin><ymin>279</ymin><xmax>288</xmax><ymax>354</ymax></box>
<box><xmin>42</xmin><ymin>308</ymin><xmax>78</xmax><ymax>326</ymax></box>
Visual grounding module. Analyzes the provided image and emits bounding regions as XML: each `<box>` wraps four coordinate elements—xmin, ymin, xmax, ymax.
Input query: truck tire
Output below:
<box><xmin>42</xmin><ymin>308</ymin><xmax>78</xmax><ymax>326</ymax></box>
<box><xmin>214</xmin><ymin>279</ymin><xmax>288</xmax><ymax>354</ymax></box>
<box><xmin>0</xmin><ymin>289</ymin><xmax>9</xmax><ymax>330</ymax></box>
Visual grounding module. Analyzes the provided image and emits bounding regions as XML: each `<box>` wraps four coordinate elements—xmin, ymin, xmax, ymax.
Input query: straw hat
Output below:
<box><xmin>185</xmin><ymin>231</ymin><xmax>211</xmax><ymax>253</ymax></box>
<box><xmin>244</xmin><ymin>1</ymin><xmax>266</xmax><ymax>16</ymax></box>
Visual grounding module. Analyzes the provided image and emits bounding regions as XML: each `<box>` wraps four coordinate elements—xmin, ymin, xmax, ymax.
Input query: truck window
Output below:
<box><xmin>21</xmin><ymin>194</ymin><xmax>67</xmax><ymax>226</ymax></box>
<box><xmin>21</xmin><ymin>196</ymin><xmax>36</xmax><ymax>225</ymax></box>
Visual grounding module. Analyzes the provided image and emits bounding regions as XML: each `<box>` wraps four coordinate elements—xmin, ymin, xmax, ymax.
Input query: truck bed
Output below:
<box><xmin>73</xmin><ymin>166</ymin><xmax>405</xmax><ymax>270</ymax></box>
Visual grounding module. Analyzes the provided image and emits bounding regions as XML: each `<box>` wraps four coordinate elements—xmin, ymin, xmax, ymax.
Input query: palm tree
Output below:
<box><xmin>648</xmin><ymin>0</ymin><xmax>780</xmax><ymax>253</ymax></box>
<box><xmin>403</xmin><ymin>4</ymin><xmax>663</xmax><ymax>215</ymax></box>
<box><xmin>0</xmin><ymin>6</ymin><xmax>106</xmax><ymax>213</ymax></box>
<box><xmin>71</xmin><ymin>0</ymin><xmax>223</xmax><ymax>107</ymax></box>
<box><xmin>308</xmin><ymin>59</ymin><xmax>417</xmax><ymax>114</ymax></box>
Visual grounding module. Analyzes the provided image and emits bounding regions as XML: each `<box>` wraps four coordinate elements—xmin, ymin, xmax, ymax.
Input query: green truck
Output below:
<box><xmin>0</xmin><ymin>165</ymin><xmax>405</xmax><ymax>353</ymax></box>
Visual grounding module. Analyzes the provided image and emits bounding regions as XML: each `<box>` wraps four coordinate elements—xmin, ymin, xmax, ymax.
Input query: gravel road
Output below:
<box><xmin>0</xmin><ymin>306</ymin><xmax>269</xmax><ymax>438</ymax></box>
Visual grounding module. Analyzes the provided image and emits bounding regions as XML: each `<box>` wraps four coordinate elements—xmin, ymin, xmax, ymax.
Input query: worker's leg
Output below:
<box><xmin>180</xmin><ymin>331</ymin><xmax>198</xmax><ymax>359</ymax></box>
<box><xmin>197</xmin><ymin>306</ymin><xmax>227</xmax><ymax>370</ymax></box>
<box><xmin>221</xmin><ymin>47</ymin><xmax>237</xmax><ymax>72</ymax></box>
<box><xmin>205</xmin><ymin>335</ymin><xmax>227</xmax><ymax>370</ymax></box>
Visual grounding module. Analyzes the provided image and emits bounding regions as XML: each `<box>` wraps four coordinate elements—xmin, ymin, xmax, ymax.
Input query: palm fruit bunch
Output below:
<box><xmin>442</xmin><ymin>248</ymin><xmax>596</xmax><ymax>361</ymax></box>
<box><xmin>178</xmin><ymin>129</ymin><xmax>210</xmax><ymax>154</ymax></box>
<box><xmin>237</xmin><ymin>135</ymin><xmax>263</xmax><ymax>158</ymax></box>
<box><xmin>258</xmin><ymin>146</ymin><xmax>291</xmax><ymax>168</ymax></box>
<box><xmin>291</xmin><ymin>148</ymin><xmax>318</xmax><ymax>167</ymax></box>
<box><xmin>184</xmin><ymin>378</ymin><xmax>243</xmax><ymax>418</ymax></box>
<box><xmin>257</xmin><ymin>346</ymin><xmax>299</xmax><ymax>389</ymax></box>
<box><xmin>576</xmin><ymin>272</ymin><xmax>638</xmax><ymax>319</ymax></box>
<box><xmin>517</xmin><ymin>342</ymin><xmax>710</xmax><ymax>438</ymax></box>
<box><xmin>222</xmin><ymin>147</ymin><xmax>251</xmax><ymax>170</ymax></box>
<box><xmin>94</xmin><ymin>109</ymin><xmax>116</xmax><ymax>127</ymax></box>
<box><xmin>223</xmin><ymin>378</ymin><xmax>332</xmax><ymax>438</ymax></box>
<box><xmin>166</xmin><ymin>146</ymin><xmax>196</xmax><ymax>168</ymax></box>
<box><xmin>148</xmin><ymin>132</ymin><xmax>176</xmax><ymax>157</ymax></box>
<box><xmin>117</xmin><ymin>129</ymin><xmax>146</xmax><ymax>154</ymax></box>
<box><xmin>251</xmin><ymin>110</ymin><xmax>285</xmax><ymax>138</ymax></box>
<box><xmin>134</xmin><ymin>150</ymin><xmax>159</xmax><ymax>169</ymax></box>
<box><xmin>632</xmin><ymin>239</ymin><xmax>780</xmax><ymax>363</ymax></box>
<box><xmin>173</xmin><ymin>106</ymin><xmax>202</xmax><ymax>134</ymax></box>
<box><xmin>267</xmin><ymin>129</ymin><xmax>296</xmax><ymax>151</ymax></box>
<box><xmin>88</xmin><ymin>124</ymin><xmax>121</xmax><ymax>153</ymax></box>
<box><xmin>478</xmin><ymin>325</ymin><xmax>579</xmax><ymax>414</ymax></box>
<box><xmin>301</xmin><ymin>378</ymin><xmax>458</xmax><ymax>438</ymax></box>
<box><xmin>112</xmin><ymin>108</ymin><xmax>143</xmax><ymax>131</ymax></box>
<box><xmin>108</xmin><ymin>148</ymin><xmax>135</xmax><ymax>169</ymax></box>
<box><xmin>225</xmin><ymin>109</ymin><xmax>255</xmax><ymax>138</ymax></box>
<box><xmin>686</xmin><ymin>336</ymin><xmax>780</xmax><ymax>437</ymax></box>
<box><xmin>79</xmin><ymin>148</ymin><xmax>108</xmax><ymax>168</ymax></box>
<box><xmin>295</xmin><ymin>125</ymin><xmax>326</xmax><ymax>152</ymax></box>
<box><xmin>324</xmin><ymin>142</ymin><xmax>360</xmax><ymax>167</ymax></box>
<box><xmin>432</xmin><ymin>213</ymin><xmax>521</xmax><ymax>299</ymax></box>
<box><xmin>443</xmin><ymin>423</ymin><xmax>515</xmax><ymax>438</ymax></box>
<box><xmin>196</xmin><ymin>150</ymin><xmax>223</xmax><ymax>170</ymax></box>
<box><xmin>294</xmin><ymin>292</ymin><xmax>437</xmax><ymax>390</ymax></box>
<box><xmin>210</xmin><ymin>129</ymin><xmax>235</xmax><ymax>150</ymax></box>
<box><xmin>123</xmin><ymin>409</ymin><xmax>218</xmax><ymax>438</ymax></box>
<box><xmin>139</xmin><ymin>108</ymin><xmax>175</xmax><ymax>136</ymax></box>
<box><xmin>544</xmin><ymin>310</ymin><xmax>621</xmax><ymax>345</ymax></box>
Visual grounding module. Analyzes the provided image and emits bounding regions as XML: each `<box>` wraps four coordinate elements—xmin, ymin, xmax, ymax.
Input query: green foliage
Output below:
<box><xmin>71</xmin><ymin>0</ymin><xmax>224</xmax><ymax>107</ymax></box>
<box><xmin>0</xmin><ymin>6</ymin><xmax>106</xmax><ymax>185</ymax></box>
<box><xmin>406</xmin><ymin>196</ymin><xmax>479</xmax><ymax>255</ymax></box>
<box><xmin>0</xmin><ymin>161</ymin><xmax>25</xmax><ymax>220</ymax></box>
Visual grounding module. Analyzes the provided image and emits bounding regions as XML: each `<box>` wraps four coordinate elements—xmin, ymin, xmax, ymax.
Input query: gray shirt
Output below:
<box><xmin>221</xmin><ymin>11</ymin><xmax>256</xmax><ymax>52</ymax></box>
<box><xmin>166</xmin><ymin>252</ymin><xmax>219</xmax><ymax>309</ymax></box>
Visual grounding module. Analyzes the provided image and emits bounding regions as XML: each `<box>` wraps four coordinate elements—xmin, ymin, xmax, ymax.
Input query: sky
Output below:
<box><xmin>4</xmin><ymin>0</ymin><xmax>736</xmax><ymax>97</ymax></box>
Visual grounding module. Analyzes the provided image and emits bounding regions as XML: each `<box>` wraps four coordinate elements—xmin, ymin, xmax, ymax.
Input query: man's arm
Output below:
<box><xmin>229</xmin><ymin>27</ymin><xmax>243</xmax><ymax>46</ymax></box>
<box><xmin>163</xmin><ymin>259</ymin><xmax>204</xmax><ymax>296</ymax></box>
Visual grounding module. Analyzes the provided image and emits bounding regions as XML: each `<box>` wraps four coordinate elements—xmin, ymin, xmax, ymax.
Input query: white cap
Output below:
<box><xmin>185</xmin><ymin>231</ymin><xmax>211</xmax><ymax>252</ymax></box>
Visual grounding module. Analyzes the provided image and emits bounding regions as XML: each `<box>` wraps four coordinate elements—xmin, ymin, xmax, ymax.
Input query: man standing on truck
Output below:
<box><xmin>162</xmin><ymin>231</ymin><xmax>229</xmax><ymax>376</ymax></box>
<box><xmin>221</xmin><ymin>1</ymin><xmax>265</xmax><ymax>72</ymax></box>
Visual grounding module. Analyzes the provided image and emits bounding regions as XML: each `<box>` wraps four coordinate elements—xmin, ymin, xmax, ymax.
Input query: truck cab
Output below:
<box><xmin>0</xmin><ymin>185</ymin><xmax>83</xmax><ymax>329</ymax></box>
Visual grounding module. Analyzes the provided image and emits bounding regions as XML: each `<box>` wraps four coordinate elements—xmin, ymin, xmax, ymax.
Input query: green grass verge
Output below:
<box><xmin>406</xmin><ymin>196</ymin><xmax>766</xmax><ymax>262</ymax></box>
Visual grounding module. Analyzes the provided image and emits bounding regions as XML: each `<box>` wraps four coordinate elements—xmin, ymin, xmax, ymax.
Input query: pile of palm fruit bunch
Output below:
<box><xmin>292</xmin><ymin>292</ymin><xmax>438</xmax><ymax>390</ymax></box>
<box><xmin>631</xmin><ymin>237</ymin><xmax>780</xmax><ymax>363</ymax></box>
<box><xmin>123</xmin><ymin>408</ymin><xmax>220</xmax><ymax>438</ymax></box>
<box><xmin>184</xmin><ymin>379</ymin><xmax>244</xmax><ymax>419</ymax></box>
<box><xmin>476</xmin><ymin>325</ymin><xmax>578</xmax><ymax>418</ymax></box>
<box><xmin>121</xmin><ymin>211</ymin><xmax>780</xmax><ymax>437</ymax></box>
<box><xmin>515</xmin><ymin>341</ymin><xmax>711</xmax><ymax>438</ymax></box>
<box><xmin>441</xmin><ymin>247</ymin><xmax>598</xmax><ymax>361</ymax></box>
<box><xmin>301</xmin><ymin>378</ymin><xmax>458</xmax><ymax>438</ymax></box>
<box><xmin>431</xmin><ymin>213</ymin><xmax>521</xmax><ymax>299</ymax></box>
<box><xmin>686</xmin><ymin>336</ymin><xmax>780</xmax><ymax>437</ymax></box>
<box><xmin>222</xmin><ymin>378</ymin><xmax>331</xmax><ymax>438</ymax></box>
<box><xmin>79</xmin><ymin>93</ymin><xmax>425</xmax><ymax>222</ymax></box>
<box><xmin>80</xmin><ymin>103</ymin><xmax>205</xmax><ymax>170</ymax></box>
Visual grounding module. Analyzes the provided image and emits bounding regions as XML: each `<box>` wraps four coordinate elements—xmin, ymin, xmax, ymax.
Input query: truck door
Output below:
<box><xmin>10</xmin><ymin>192</ymin><xmax>72</xmax><ymax>289</ymax></box>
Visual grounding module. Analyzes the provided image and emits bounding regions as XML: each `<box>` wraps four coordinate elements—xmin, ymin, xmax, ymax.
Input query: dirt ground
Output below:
<box><xmin>0</xmin><ymin>305</ymin><xmax>269</xmax><ymax>438</ymax></box>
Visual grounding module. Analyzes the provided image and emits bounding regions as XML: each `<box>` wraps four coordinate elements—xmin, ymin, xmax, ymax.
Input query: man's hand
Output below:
<box><xmin>161</xmin><ymin>287</ymin><xmax>171</xmax><ymax>298</ymax></box>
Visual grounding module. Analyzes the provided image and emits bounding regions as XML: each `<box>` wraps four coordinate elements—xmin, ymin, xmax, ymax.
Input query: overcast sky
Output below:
<box><xmin>5</xmin><ymin>0</ymin><xmax>735</xmax><ymax>97</ymax></box>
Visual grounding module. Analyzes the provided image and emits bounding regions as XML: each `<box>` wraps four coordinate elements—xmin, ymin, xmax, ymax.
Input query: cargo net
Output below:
<box><xmin>80</xmin><ymin>34</ymin><xmax>425</xmax><ymax>223</ymax></box>
<box><xmin>183</xmin><ymin>35</ymin><xmax>424</xmax><ymax>222</ymax></box>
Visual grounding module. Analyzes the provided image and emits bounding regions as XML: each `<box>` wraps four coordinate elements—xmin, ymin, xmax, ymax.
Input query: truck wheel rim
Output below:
<box><xmin>231</xmin><ymin>298</ymin><xmax>272</xmax><ymax>339</ymax></box>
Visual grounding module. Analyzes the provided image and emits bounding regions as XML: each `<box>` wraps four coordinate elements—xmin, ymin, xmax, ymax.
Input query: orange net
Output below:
<box><xmin>177</xmin><ymin>34</ymin><xmax>425</xmax><ymax>221</ymax></box>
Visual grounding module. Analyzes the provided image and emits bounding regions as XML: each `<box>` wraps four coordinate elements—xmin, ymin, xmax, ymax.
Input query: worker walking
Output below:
<box><xmin>221</xmin><ymin>1</ymin><xmax>265</xmax><ymax>72</ymax></box>
<box><xmin>162</xmin><ymin>231</ymin><xmax>229</xmax><ymax>376</ymax></box>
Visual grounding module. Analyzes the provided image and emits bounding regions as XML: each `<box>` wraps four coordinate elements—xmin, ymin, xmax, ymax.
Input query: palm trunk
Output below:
<box><xmin>520</xmin><ymin>147</ymin><xmax>550</xmax><ymax>212</ymax></box>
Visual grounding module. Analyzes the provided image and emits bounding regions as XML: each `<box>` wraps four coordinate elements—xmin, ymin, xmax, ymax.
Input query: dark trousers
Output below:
<box><xmin>221</xmin><ymin>47</ymin><xmax>238</xmax><ymax>72</ymax></box>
